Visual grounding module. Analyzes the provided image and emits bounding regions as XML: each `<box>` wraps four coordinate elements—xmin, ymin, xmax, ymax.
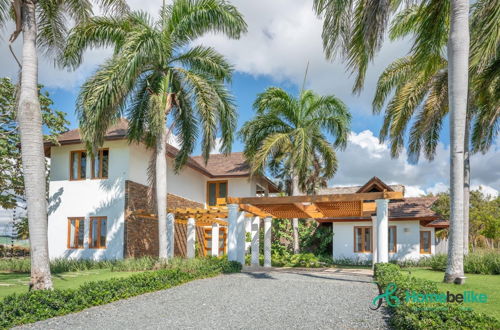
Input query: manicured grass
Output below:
<box><xmin>0</xmin><ymin>269</ymin><xmax>139</xmax><ymax>299</ymax></box>
<box><xmin>403</xmin><ymin>268</ymin><xmax>500</xmax><ymax>320</ymax></box>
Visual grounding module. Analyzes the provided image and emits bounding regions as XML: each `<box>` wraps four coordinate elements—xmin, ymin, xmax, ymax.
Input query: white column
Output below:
<box><xmin>236</xmin><ymin>210</ymin><xmax>246</xmax><ymax>265</ymax></box>
<box><xmin>371</xmin><ymin>215</ymin><xmax>377</xmax><ymax>268</ymax></box>
<box><xmin>376</xmin><ymin>199</ymin><xmax>389</xmax><ymax>263</ymax></box>
<box><xmin>251</xmin><ymin>216</ymin><xmax>260</xmax><ymax>266</ymax></box>
<box><xmin>187</xmin><ymin>217</ymin><xmax>196</xmax><ymax>259</ymax></box>
<box><xmin>245</xmin><ymin>217</ymin><xmax>252</xmax><ymax>254</ymax></box>
<box><xmin>264</xmin><ymin>217</ymin><xmax>272</xmax><ymax>267</ymax></box>
<box><xmin>227</xmin><ymin>204</ymin><xmax>239</xmax><ymax>261</ymax></box>
<box><xmin>211</xmin><ymin>222</ymin><xmax>220</xmax><ymax>257</ymax></box>
<box><xmin>167</xmin><ymin>213</ymin><xmax>175</xmax><ymax>259</ymax></box>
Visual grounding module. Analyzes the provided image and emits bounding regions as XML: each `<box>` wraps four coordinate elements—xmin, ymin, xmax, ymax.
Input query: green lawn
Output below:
<box><xmin>0</xmin><ymin>269</ymin><xmax>139</xmax><ymax>299</ymax></box>
<box><xmin>403</xmin><ymin>268</ymin><xmax>500</xmax><ymax>321</ymax></box>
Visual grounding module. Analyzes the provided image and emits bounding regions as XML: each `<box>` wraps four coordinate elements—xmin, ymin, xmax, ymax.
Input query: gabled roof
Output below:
<box><xmin>356</xmin><ymin>176</ymin><xmax>394</xmax><ymax>193</ymax></box>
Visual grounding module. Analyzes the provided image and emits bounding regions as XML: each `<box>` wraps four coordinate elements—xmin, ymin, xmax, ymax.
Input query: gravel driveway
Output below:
<box><xmin>17</xmin><ymin>268</ymin><xmax>389</xmax><ymax>330</ymax></box>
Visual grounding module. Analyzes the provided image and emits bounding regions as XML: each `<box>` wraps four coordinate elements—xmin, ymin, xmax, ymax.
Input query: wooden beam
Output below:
<box><xmin>227</xmin><ymin>191</ymin><xmax>403</xmax><ymax>205</ymax></box>
<box><xmin>293</xmin><ymin>203</ymin><xmax>324</xmax><ymax>218</ymax></box>
<box><xmin>239</xmin><ymin>204</ymin><xmax>271</xmax><ymax>218</ymax></box>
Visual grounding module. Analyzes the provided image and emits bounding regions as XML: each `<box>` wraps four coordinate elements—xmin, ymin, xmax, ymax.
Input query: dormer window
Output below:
<box><xmin>92</xmin><ymin>149</ymin><xmax>109</xmax><ymax>179</ymax></box>
<box><xmin>70</xmin><ymin>151</ymin><xmax>87</xmax><ymax>180</ymax></box>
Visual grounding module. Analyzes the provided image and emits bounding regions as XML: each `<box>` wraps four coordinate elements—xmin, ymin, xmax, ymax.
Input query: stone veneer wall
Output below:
<box><xmin>123</xmin><ymin>180</ymin><xmax>206</xmax><ymax>258</ymax></box>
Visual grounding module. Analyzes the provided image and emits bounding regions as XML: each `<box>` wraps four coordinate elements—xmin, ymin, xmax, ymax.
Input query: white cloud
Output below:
<box><xmin>196</xmin><ymin>0</ymin><xmax>411</xmax><ymax>114</ymax></box>
<box><xmin>332</xmin><ymin>130</ymin><xmax>500</xmax><ymax>197</ymax></box>
<box><xmin>1</xmin><ymin>0</ymin><xmax>409</xmax><ymax>112</ymax></box>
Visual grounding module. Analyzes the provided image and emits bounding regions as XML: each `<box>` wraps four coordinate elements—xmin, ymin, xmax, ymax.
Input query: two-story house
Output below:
<box><xmin>44</xmin><ymin>119</ymin><xmax>278</xmax><ymax>260</ymax></box>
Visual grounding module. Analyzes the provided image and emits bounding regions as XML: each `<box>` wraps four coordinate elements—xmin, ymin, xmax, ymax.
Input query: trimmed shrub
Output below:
<box><xmin>374</xmin><ymin>263</ymin><xmax>500</xmax><ymax>329</ymax></box>
<box><xmin>0</xmin><ymin>258</ymin><xmax>241</xmax><ymax>329</ymax></box>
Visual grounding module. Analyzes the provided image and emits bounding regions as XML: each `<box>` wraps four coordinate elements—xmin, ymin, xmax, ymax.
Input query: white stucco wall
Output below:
<box><xmin>332</xmin><ymin>221</ymin><xmax>435</xmax><ymax>262</ymax></box>
<box><xmin>48</xmin><ymin>140</ymin><xmax>129</xmax><ymax>260</ymax></box>
<box><xmin>48</xmin><ymin>140</ymin><xmax>270</xmax><ymax>260</ymax></box>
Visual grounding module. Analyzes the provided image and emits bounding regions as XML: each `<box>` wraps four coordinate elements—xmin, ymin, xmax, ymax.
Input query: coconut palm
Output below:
<box><xmin>62</xmin><ymin>1</ymin><xmax>247</xmax><ymax>259</ymax></box>
<box><xmin>0</xmin><ymin>0</ymin><xmax>128</xmax><ymax>290</ymax></box>
<box><xmin>239</xmin><ymin>87</ymin><xmax>350</xmax><ymax>253</ymax></box>
<box><xmin>372</xmin><ymin>0</ymin><xmax>498</xmax><ymax>280</ymax></box>
<box><xmin>314</xmin><ymin>0</ymin><xmax>474</xmax><ymax>284</ymax></box>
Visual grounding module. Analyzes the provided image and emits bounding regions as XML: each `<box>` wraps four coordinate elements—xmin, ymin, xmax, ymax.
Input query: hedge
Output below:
<box><xmin>0</xmin><ymin>258</ymin><xmax>241</xmax><ymax>329</ymax></box>
<box><xmin>374</xmin><ymin>263</ymin><xmax>500</xmax><ymax>329</ymax></box>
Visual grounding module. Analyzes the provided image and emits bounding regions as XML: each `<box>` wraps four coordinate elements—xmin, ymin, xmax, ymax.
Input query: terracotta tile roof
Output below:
<box><xmin>191</xmin><ymin>153</ymin><xmax>250</xmax><ymax>177</ymax></box>
<box><xmin>388</xmin><ymin>197</ymin><xmax>440</xmax><ymax>219</ymax></box>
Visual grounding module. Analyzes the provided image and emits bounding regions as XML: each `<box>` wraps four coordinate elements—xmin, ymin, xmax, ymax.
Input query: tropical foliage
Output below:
<box><xmin>240</xmin><ymin>87</ymin><xmax>350</xmax><ymax>192</ymax></box>
<box><xmin>0</xmin><ymin>0</ymin><xmax>128</xmax><ymax>290</ymax></box>
<box><xmin>372</xmin><ymin>0</ymin><xmax>499</xmax><ymax>159</ymax></box>
<box><xmin>431</xmin><ymin>190</ymin><xmax>500</xmax><ymax>250</ymax></box>
<box><xmin>0</xmin><ymin>77</ymin><xmax>68</xmax><ymax>209</ymax></box>
<box><xmin>63</xmin><ymin>0</ymin><xmax>247</xmax><ymax>259</ymax></box>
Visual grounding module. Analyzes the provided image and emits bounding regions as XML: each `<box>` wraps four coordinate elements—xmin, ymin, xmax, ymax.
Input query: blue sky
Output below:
<box><xmin>0</xmin><ymin>0</ymin><xmax>497</xmax><ymax>196</ymax></box>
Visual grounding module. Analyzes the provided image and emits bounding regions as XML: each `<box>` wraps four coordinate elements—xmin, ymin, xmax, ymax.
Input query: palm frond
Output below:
<box><xmin>37</xmin><ymin>0</ymin><xmax>68</xmax><ymax>58</ymax></box>
<box><xmin>167</xmin><ymin>0</ymin><xmax>247</xmax><ymax>47</ymax></box>
<box><xmin>171</xmin><ymin>45</ymin><xmax>233</xmax><ymax>82</ymax></box>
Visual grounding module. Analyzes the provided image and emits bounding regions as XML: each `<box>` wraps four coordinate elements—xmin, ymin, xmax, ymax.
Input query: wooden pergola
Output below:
<box><xmin>131</xmin><ymin>190</ymin><xmax>403</xmax><ymax>264</ymax></box>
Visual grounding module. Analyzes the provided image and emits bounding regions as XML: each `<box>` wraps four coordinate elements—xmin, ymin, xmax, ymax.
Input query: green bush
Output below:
<box><xmin>374</xmin><ymin>263</ymin><xmax>500</xmax><ymax>329</ymax></box>
<box><xmin>0</xmin><ymin>257</ymin><xmax>241</xmax><ymax>329</ymax></box>
<box><xmin>395</xmin><ymin>252</ymin><xmax>500</xmax><ymax>275</ymax></box>
<box><xmin>332</xmin><ymin>257</ymin><xmax>372</xmax><ymax>267</ymax></box>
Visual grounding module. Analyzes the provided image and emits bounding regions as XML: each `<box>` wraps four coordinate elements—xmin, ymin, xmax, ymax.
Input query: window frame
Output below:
<box><xmin>69</xmin><ymin>150</ymin><xmax>87</xmax><ymax>181</ymax></box>
<box><xmin>89</xmin><ymin>216</ymin><xmax>107</xmax><ymax>249</ymax></box>
<box><xmin>206</xmin><ymin>180</ymin><xmax>229</xmax><ymax>206</ymax></box>
<box><xmin>67</xmin><ymin>217</ymin><xmax>85</xmax><ymax>249</ymax></box>
<box><xmin>353</xmin><ymin>226</ymin><xmax>372</xmax><ymax>253</ymax></box>
<box><xmin>91</xmin><ymin>148</ymin><xmax>109</xmax><ymax>179</ymax></box>
<box><xmin>420</xmin><ymin>231</ymin><xmax>431</xmax><ymax>254</ymax></box>
<box><xmin>389</xmin><ymin>226</ymin><xmax>397</xmax><ymax>253</ymax></box>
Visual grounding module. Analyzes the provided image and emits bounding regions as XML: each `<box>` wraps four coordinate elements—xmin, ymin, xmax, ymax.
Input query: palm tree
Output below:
<box><xmin>62</xmin><ymin>1</ymin><xmax>247</xmax><ymax>259</ymax></box>
<box><xmin>314</xmin><ymin>0</ymin><xmax>474</xmax><ymax>284</ymax></box>
<box><xmin>0</xmin><ymin>0</ymin><xmax>128</xmax><ymax>290</ymax></box>
<box><xmin>371</xmin><ymin>0</ymin><xmax>498</xmax><ymax>281</ymax></box>
<box><xmin>373</xmin><ymin>0</ymin><xmax>499</xmax><ymax>255</ymax></box>
<box><xmin>239</xmin><ymin>87</ymin><xmax>350</xmax><ymax>253</ymax></box>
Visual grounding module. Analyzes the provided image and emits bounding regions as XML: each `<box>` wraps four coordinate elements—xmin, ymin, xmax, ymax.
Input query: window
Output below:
<box><xmin>89</xmin><ymin>217</ymin><xmax>107</xmax><ymax>249</ymax></box>
<box><xmin>70</xmin><ymin>151</ymin><xmax>87</xmax><ymax>180</ymax></box>
<box><xmin>354</xmin><ymin>226</ymin><xmax>372</xmax><ymax>252</ymax></box>
<box><xmin>420</xmin><ymin>231</ymin><xmax>431</xmax><ymax>254</ymax></box>
<box><xmin>389</xmin><ymin>226</ymin><xmax>397</xmax><ymax>253</ymax></box>
<box><xmin>207</xmin><ymin>181</ymin><xmax>228</xmax><ymax>206</ymax></box>
<box><xmin>91</xmin><ymin>149</ymin><xmax>109</xmax><ymax>179</ymax></box>
<box><xmin>67</xmin><ymin>218</ymin><xmax>84</xmax><ymax>249</ymax></box>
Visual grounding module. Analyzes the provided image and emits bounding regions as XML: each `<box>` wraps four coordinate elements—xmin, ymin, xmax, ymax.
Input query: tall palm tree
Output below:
<box><xmin>239</xmin><ymin>87</ymin><xmax>350</xmax><ymax>253</ymax></box>
<box><xmin>373</xmin><ymin>0</ymin><xmax>499</xmax><ymax>256</ymax></box>
<box><xmin>62</xmin><ymin>1</ymin><xmax>247</xmax><ymax>259</ymax></box>
<box><xmin>0</xmin><ymin>0</ymin><xmax>128</xmax><ymax>290</ymax></box>
<box><xmin>314</xmin><ymin>0</ymin><xmax>474</xmax><ymax>283</ymax></box>
<box><xmin>372</xmin><ymin>0</ymin><xmax>498</xmax><ymax>282</ymax></box>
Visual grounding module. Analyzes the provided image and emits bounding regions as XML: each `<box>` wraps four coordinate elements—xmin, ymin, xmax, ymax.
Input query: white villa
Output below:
<box><xmin>44</xmin><ymin>120</ymin><xmax>448</xmax><ymax>262</ymax></box>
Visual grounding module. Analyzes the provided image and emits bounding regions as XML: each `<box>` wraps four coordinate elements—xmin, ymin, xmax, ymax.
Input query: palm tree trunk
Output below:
<box><xmin>18</xmin><ymin>2</ymin><xmax>53</xmax><ymax>290</ymax></box>
<box><xmin>156</xmin><ymin>127</ymin><xmax>168</xmax><ymax>260</ymax></box>
<box><xmin>463</xmin><ymin>117</ymin><xmax>470</xmax><ymax>255</ymax></box>
<box><xmin>444</xmin><ymin>0</ymin><xmax>469</xmax><ymax>284</ymax></box>
<box><xmin>292</xmin><ymin>175</ymin><xmax>299</xmax><ymax>254</ymax></box>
